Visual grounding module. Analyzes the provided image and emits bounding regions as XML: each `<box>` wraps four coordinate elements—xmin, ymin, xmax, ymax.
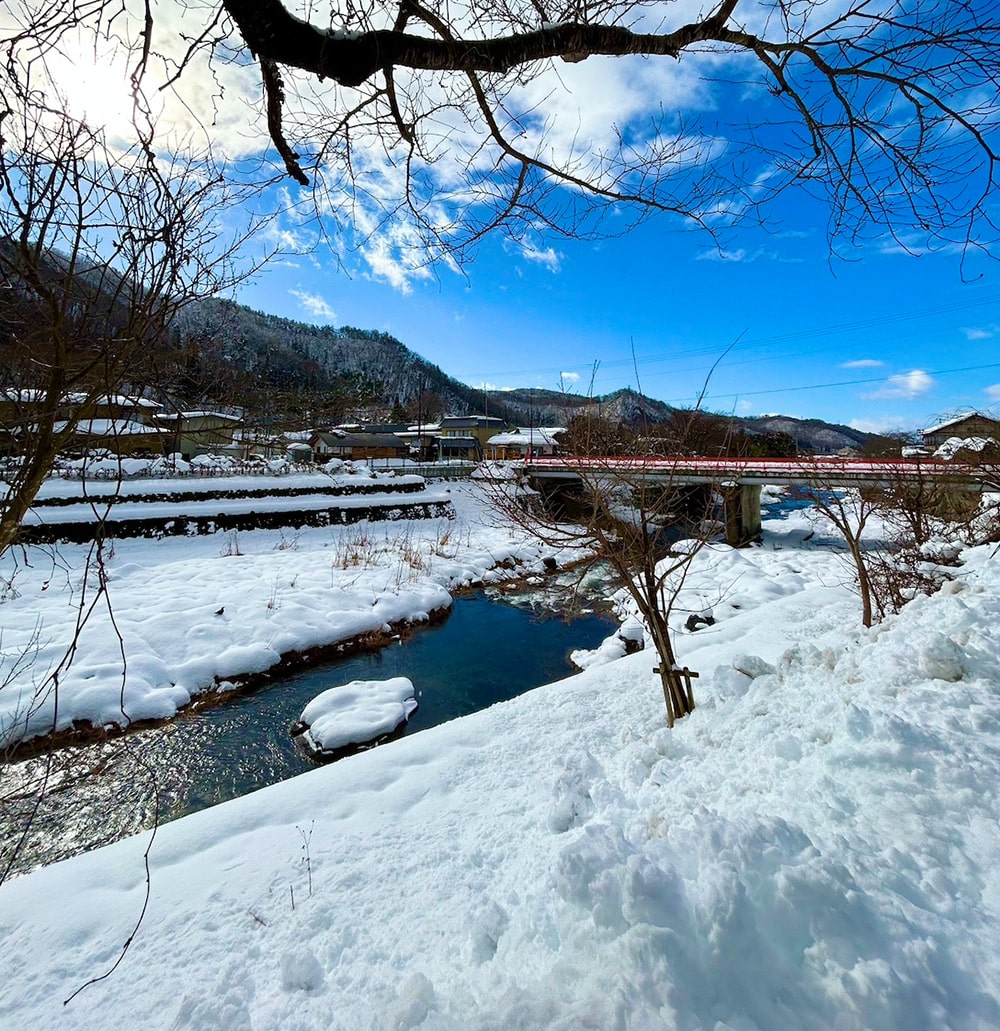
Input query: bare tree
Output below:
<box><xmin>0</xmin><ymin>90</ymin><xmax>266</xmax><ymax>898</ymax></box>
<box><xmin>798</xmin><ymin>458</ymin><xmax>990</xmax><ymax>628</ymax></box>
<box><xmin>2</xmin><ymin>2</ymin><xmax>997</xmax><ymax>268</ymax></box>
<box><xmin>0</xmin><ymin>98</ymin><xmax>267</xmax><ymax>557</ymax></box>
<box><xmin>485</xmin><ymin>414</ymin><xmax>730</xmax><ymax>725</ymax></box>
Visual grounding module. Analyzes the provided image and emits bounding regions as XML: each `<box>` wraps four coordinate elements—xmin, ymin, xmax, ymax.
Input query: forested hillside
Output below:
<box><xmin>173</xmin><ymin>298</ymin><xmax>522</xmax><ymax>423</ymax></box>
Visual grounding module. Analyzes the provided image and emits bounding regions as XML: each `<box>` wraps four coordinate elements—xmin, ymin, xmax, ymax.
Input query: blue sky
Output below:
<box><xmin>13</xmin><ymin>0</ymin><xmax>998</xmax><ymax>435</ymax></box>
<box><xmin>241</xmin><ymin>207</ymin><xmax>1000</xmax><ymax>435</ymax></box>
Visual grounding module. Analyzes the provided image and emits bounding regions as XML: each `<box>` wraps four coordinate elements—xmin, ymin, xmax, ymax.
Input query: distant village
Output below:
<box><xmin>3</xmin><ymin>390</ymin><xmax>998</xmax><ymax>468</ymax></box>
<box><xmin>0</xmin><ymin>392</ymin><xmax>565</xmax><ymax>466</ymax></box>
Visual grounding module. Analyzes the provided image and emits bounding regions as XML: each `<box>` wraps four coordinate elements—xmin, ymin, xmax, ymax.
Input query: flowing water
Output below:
<box><xmin>2</xmin><ymin>589</ymin><xmax>616</xmax><ymax>876</ymax></box>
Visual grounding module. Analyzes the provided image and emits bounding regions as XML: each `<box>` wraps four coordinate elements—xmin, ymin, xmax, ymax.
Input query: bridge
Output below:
<box><xmin>523</xmin><ymin>456</ymin><xmax>990</xmax><ymax>545</ymax></box>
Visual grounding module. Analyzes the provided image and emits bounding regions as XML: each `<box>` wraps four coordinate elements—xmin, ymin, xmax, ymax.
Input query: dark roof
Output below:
<box><xmin>312</xmin><ymin>431</ymin><xmax>407</xmax><ymax>449</ymax></box>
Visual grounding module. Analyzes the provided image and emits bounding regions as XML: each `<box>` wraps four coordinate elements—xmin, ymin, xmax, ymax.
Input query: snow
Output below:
<box><xmin>1</xmin><ymin>492</ymin><xmax>999</xmax><ymax>1028</ymax></box>
<box><xmin>51</xmin><ymin>418</ymin><xmax>161</xmax><ymax>436</ymax></box>
<box><xmin>295</xmin><ymin>676</ymin><xmax>418</xmax><ymax>753</ymax></box>
<box><xmin>933</xmin><ymin>435</ymin><xmax>996</xmax><ymax>459</ymax></box>
<box><xmin>0</xmin><ymin>482</ymin><xmax>580</xmax><ymax>745</ymax></box>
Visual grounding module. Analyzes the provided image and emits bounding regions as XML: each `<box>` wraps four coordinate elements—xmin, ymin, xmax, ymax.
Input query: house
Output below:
<box><xmin>485</xmin><ymin>427</ymin><xmax>561</xmax><ymax>460</ymax></box>
<box><xmin>922</xmin><ymin>413</ymin><xmax>1000</xmax><ymax>450</ymax></box>
<box><xmin>309</xmin><ymin>429</ymin><xmax>409</xmax><ymax>462</ymax></box>
<box><xmin>395</xmin><ymin>423</ymin><xmax>441</xmax><ymax>462</ymax></box>
<box><xmin>2</xmin><ymin>390</ymin><xmax>168</xmax><ymax>456</ymax></box>
<box><xmin>155</xmin><ymin>410</ymin><xmax>243</xmax><ymax>459</ymax></box>
<box><xmin>51</xmin><ymin>416</ymin><xmax>164</xmax><ymax>456</ymax></box>
<box><xmin>231</xmin><ymin>429</ymin><xmax>288</xmax><ymax>460</ymax></box>
<box><xmin>53</xmin><ymin>394</ymin><xmax>165</xmax><ymax>456</ymax></box>
<box><xmin>437</xmin><ymin>415</ymin><xmax>506</xmax><ymax>462</ymax></box>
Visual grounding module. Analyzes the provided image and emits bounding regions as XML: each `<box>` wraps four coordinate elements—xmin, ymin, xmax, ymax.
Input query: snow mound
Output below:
<box><xmin>292</xmin><ymin>677</ymin><xmax>418</xmax><ymax>756</ymax></box>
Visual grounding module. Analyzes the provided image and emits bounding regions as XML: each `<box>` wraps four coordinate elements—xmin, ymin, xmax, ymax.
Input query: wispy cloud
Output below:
<box><xmin>560</xmin><ymin>371</ymin><xmax>581</xmax><ymax>383</ymax></box>
<box><xmin>840</xmin><ymin>358</ymin><xmax>884</xmax><ymax>369</ymax></box>
<box><xmin>694</xmin><ymin>247</ymin><xmax>802</xmax><ymax>264</ymax></box>
<box><xmin>985</xmin><ymin>384</ymin><xmax>1000</xmax><ymax>401</ymax></box>
<box><xmin>519</xmin><ymin>241</ymin><xmax>562</xmax><ymax>272</ymax></box>
<box><xmin>862</xmin><ymin>370</ymin><xmax>934</xmax><ymax>400</ymax></box>
<box><xmin>289</xmin><ymin>289</ymin><xmax>337</xmax><ymax>322</ymax></box>
<box><xmin>965</xmin><ymin>326</ymin><xmax>997</xmax><ymax>341</ymax></box>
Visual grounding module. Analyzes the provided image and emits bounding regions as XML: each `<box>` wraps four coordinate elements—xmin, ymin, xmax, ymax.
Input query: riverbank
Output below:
<box><xmin>0</xmin><ymin>482</ymin><xmax>591</xmax><ymax>750</ymax></box>
<box><xmin>3</xmin><ymin>503</ymin><xmax>997</xmax><ymax>1028</ymax></box>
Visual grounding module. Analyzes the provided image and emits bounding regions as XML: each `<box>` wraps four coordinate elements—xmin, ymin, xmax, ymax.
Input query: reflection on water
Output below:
<box><xmin>1</xmin><ymin>590</ymin><xmax>615</xmax><ymax>876</ymax></box>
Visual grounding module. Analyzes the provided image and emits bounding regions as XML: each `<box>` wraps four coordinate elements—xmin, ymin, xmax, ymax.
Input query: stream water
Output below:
<box><xmin>2</xmin><ymin>587</ymin><xmax>616</xmax><ymax>877</ymax></box>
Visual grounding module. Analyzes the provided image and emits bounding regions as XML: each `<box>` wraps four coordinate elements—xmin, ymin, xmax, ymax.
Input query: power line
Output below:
<box><xmin>669</xmin><ymin>360</ymin><xmax>1000</xmax><ymax>406</ymax></box>
<box><xmin>462</xmin><ymin>293</ymin><xmax>1000</xmax><ymax>383</ymax></box>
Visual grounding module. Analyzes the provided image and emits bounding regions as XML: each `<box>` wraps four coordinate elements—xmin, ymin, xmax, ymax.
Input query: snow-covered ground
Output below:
<box><xmin>0</xmin><ymin>482</ymin><xmax>584</xmax><ymax>745</ymax></box>
<box><xmin>1</xmin><ymin>495</ymin><xmax>998</xmax><ymax>1028</ymax></box>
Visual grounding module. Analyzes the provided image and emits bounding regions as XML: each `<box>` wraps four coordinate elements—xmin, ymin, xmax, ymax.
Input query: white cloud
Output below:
<box><xmin>965</xmin><ymin>326</ymin><xmax>996</xmax><ymax>341</ymax></box>
<box><xmin>849</xmin><ymin>417</ymin><xmax>911</xmax><ymax>434</ymax></box>
<box><xmin>289</xmin><ymin>289</ymin><xmax>337</xmax><ymax>322</ymax></box>
<box><xmin>520</xmin><ymin>243</ymin><xmax>562</xmax><ymax>272</ymax></box>
<box><xmin>862</xmin><ymin>370</ymin><xmax>934</xmax><ymax>400</ymax></box>
<box><xmin>985</xmin><ymin>384</ymin><xmax>1000</xmax><ymax>401</ymax></box>
<box><xmin>840</xmin><ymin>359</ymin><xmax>884</xmax><ymax>369</ymax></box>
<box><xmin>560</xmin><ymin>372</ymin><xmax>581</xmax><ymax>383</ymax></box>
<box><xmin>696</xmin><ymin>247</ymin><xmax>749</xmax><ymax>262</ymax></box>
<box><xmin>694</xmin><ymin>247</ymin><xmax>802</xmax><ymax>264</ymax></box>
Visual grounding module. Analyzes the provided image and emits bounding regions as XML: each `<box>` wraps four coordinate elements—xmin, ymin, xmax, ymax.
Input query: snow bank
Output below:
<box><xmin>0</xmin><ymin>483</ymin><xmax>587</xmax><ymax>745</ymax></box>
<box><xmin>1</xmin><ymin>502</ymin><xmax>998</xmax><ymax>1029</ymax></box>
<box><xmin>293</xmin><ymin>677</ymin><xmax>417</xmax><ymax>756</ymax></box>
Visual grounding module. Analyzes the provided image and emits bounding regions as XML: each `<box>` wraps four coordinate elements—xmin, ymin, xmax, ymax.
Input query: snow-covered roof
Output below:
<box><xmin>486</xmin><ymin>428</ymin><xmax>560</xmax><ymax>447</ymax></box>
<box><xmin>64</xmin><ymin>393</ymin><xmax>159</xmax><ymax>409</ymax></box>
<box><xmin>922</xmin><ymin>412</ymin><xmax>1000</xmax><ymax>435</ymax></box>
<box><xmin>154</xmin><ymin>411</ymin><xmax>242</xmax><ymax>423</ymax></box>
<box><xmin>53</xmin><ymin>418</ymin><xmax>162</xmax><ymax>436</ymax></box>
<box><xmin>440</xmin><ymin>415</ymin><xmax>505</xmax><ymax>428</ymax></box>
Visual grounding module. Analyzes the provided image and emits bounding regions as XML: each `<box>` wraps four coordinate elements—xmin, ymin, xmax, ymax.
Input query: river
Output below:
<box><xmin>1</xmin><ymin>586</ymin><xmax>616</xmax><ymax>877</ymax></box>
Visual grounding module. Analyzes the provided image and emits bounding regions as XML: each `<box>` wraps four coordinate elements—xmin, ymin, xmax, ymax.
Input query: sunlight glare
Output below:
<box><xmin>47</xmin><ymin>45</ymin><xmax>158</xmax><ymax>143</ymax></box>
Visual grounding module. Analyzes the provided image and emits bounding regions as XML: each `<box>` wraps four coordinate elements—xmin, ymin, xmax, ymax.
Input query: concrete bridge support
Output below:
<box><xmin>723</xmin><ymin>484</ymin><xmax>762</xmax><ymax>546</ymax></box>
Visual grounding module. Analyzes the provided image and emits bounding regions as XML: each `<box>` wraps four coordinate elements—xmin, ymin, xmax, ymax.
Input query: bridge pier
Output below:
<box><xmin>722</xmin><ymin>484</ymin><xmax>762</xmax><ymax>546</ymax></box>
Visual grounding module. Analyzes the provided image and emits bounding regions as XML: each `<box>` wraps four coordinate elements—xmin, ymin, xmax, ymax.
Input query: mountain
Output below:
<box><xmin>480</xmin><ymin>387</ymin><xmax>672</xmax><ymax>428</ymax></box>
<box><xmin>739</xmin><ymin>415</ymin><xmax>869</xmax><ymax>453</ymax></box>
<box><xmin>173</xmin><ymin>298</ymin><xmax>524</xmax><ymax>423</ymax></box>
<box><xmin>170</xmin><ymin>299</ymin><xmax>867</xmax><ymax>450</ymax></box>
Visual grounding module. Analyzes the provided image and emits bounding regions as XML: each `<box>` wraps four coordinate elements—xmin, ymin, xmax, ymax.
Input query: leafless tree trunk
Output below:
<box><xmin>799</xmin><ymin>460</ymin><xmax>987</xmax><ymax>627</ymax></box>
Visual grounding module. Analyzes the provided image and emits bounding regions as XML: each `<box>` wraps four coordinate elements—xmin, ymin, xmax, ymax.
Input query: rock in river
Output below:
<box><xmin>290</xmin><ymin>677</ymin><xmax>418</xmax><ymax>761</ymax></box>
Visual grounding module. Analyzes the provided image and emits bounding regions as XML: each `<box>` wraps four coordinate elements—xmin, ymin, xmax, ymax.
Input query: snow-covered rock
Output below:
<box><xmin>291</xmin><ymin>677</ymin><xmax>418</xmax><ymax>758</ymax></box>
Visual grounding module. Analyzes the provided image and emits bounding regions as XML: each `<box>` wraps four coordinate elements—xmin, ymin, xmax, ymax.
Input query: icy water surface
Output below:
<box><xmin>2</xmin><ymin>589</ymin><xmax>615</xmax><ymax>875</ymax></box>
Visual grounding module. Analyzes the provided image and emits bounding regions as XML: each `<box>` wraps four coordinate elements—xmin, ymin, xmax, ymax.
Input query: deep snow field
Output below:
<box><xmin>1</xmin><ymin>481</ymin><xmax>999</xmax><ymax>1029</ymax></box>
